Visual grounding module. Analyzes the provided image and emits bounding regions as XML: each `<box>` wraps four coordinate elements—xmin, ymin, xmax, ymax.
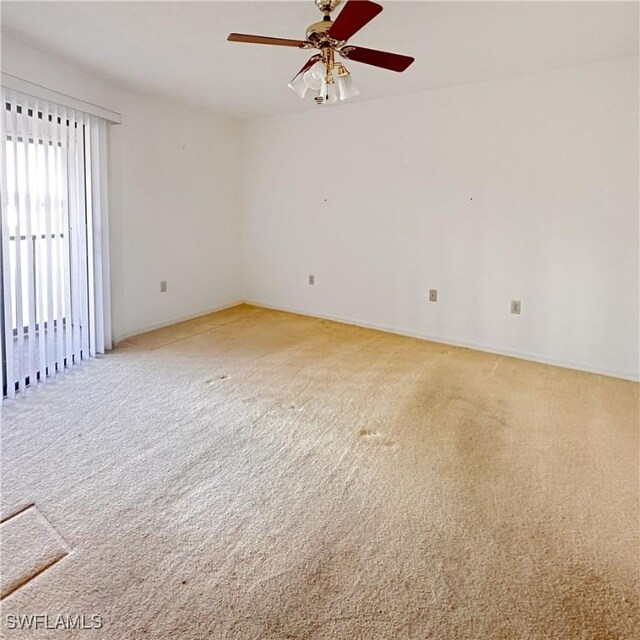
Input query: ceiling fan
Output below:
<box><xmin>227</xmin><ymin>0</ymin><xmax>415</xmax><ymax>105</ymax></box>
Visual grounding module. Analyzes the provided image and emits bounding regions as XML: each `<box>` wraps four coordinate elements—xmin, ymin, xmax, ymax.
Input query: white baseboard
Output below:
<box><xmin>245</xmin><ymin>299</ymin><xmax>640</xmax><ymax>383</ymax></box>
<box><xmin>114</xmin><ymin>300</ymin><xmax>245</xmax><ymax>344</ymax></box>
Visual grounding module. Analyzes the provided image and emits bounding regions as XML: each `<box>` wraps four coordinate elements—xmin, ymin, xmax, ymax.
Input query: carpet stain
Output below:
<box><xmin>205</xmin><ymin>374</ymin><xmax>229</xmax><ymax>384</ymax></box>
<box><xmin>358</xmin><ymin>429</ymin><xmax>397</xmax><ymax>449</ymax></box>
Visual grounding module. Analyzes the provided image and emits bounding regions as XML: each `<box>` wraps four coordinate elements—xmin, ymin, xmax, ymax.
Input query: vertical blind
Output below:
<box><xmin>0</xmin><ymin>89</ymin><xmax>112</xmax><ymax>398</ymax></box>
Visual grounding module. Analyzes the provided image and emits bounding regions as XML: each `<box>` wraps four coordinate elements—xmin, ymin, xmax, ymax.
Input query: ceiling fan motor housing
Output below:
<box><xmin>306</xmin><ymin>20</ymin><xmax>334</xmax><ymax>44</ymax></box>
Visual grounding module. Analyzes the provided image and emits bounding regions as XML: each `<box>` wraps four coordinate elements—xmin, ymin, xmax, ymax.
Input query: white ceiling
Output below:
<box><xmin>1</xmin><ymin>1</ymin><xmax>638</xmax><ymax>120</ymax></box>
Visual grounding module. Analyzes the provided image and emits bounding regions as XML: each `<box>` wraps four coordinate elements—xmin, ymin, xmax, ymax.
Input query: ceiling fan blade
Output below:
<box><xmin>328</xmin><ymin>0</ymin><xmax>383</xmax><ymax>42</ymax></box>
<box><xmin>227</xmin><ymin>33</ymin><xmax>309</xmax><ymax>48</ymax></box>
<box><xmin>340</xmin><ymin>46</ymin><xmax>414</xmax><ymax>72</ymax></box>
<box><xmin>290</xmin><ymin>54</ymin><xmax>323</xmax><ymax>82</ymax></box>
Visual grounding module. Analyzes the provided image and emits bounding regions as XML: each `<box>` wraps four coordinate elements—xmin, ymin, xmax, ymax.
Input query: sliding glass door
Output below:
<box><xmin>1</xmin><ymin>90</ymin><xmax>111</xmax><ymax>398</ymax></box>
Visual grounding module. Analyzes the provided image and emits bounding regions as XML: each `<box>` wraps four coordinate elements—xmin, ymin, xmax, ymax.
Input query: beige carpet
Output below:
<box><xmin>1</xmin><ymin>304</ymin><xmax>638</xmax><ymax>639</ymax></box>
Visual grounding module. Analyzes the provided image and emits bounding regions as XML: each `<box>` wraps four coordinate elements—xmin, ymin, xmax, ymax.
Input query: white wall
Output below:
<box><xmin>242</xmin><ymin>57</ymin><xmax>640</xmax><ymax>380</ymax></box>
<box><xmin>1</xmin><ymin>35</ymin><xmax>243</xmax><ymax>341</ymax></box>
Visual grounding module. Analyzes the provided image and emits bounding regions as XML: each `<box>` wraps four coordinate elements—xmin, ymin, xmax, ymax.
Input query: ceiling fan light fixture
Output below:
<box><xmin>336</xmin><ymin>65</ymin><xmax>359</xmax><ymax>101</ymax></box>
<box><xmin>287</xmin><ymin>72</ymin><xmax>309</xmax><ymax>99</ymax></box>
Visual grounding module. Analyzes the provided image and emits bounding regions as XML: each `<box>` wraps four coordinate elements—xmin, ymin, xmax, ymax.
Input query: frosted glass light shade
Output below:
<box><xmin>337</xmin><ymin>73</ymin><xmax>360</xmax><ymax>101</ymax></box>
<box><xmin>287</xmin><ymin>73</ymin><xmax>308</xmax><ymax>99</ymax></box>
<box><xmin>303</xmin><ymin>63</ymin><xmax>325</xmax><ymax>91</ymax></box>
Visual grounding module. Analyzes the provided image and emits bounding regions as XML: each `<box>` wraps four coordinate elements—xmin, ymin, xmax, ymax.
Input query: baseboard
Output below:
<box><xmin>245</xmin><ymin>299</ymin><xmax>640</xmax><ymax>383</ymax></box>
<box><xmin>114</xmin><ymin>300</ymin><xmax>246</xmax><ymax>344</ymax></box>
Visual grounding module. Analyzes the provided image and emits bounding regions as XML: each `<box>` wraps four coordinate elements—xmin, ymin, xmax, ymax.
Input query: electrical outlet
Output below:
<box><xmin>308</xmin><ymin>274</ymin><xmax>315</xmax><ymax>286</ymax></box>
<box><xmin>510</xmin><ymin>299</ymin><xmax>521</xmax><ymax>314</ymax></box>
<box><xmin>429</xmin><ymin>289</ymin><xmax>438</xmax><ymax>303</ymax></box>
<box><xmin>160</xmin><ymin>281</ymin><xmax>167</xmax><ymax>293</ymax></box>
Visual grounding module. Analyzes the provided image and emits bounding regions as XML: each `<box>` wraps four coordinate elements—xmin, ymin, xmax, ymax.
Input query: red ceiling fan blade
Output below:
<box><xmin>227</xmin><ymin>33</ymin><xmax>309</xmax><ymax>48</ymax></box>
<box><xmin>340</xmin><ymin>45</ymin><xmax>414</xmax><ymax>72</ymax></box>
<box><xmin>290</xmin><ymin>54</ymin><xmax>323</xmax><ymax>82</ymax></box>
<box><xmin>328</xmin><ymin>0</ymin><xmax>383</xmax><ymax>42</ymax></box>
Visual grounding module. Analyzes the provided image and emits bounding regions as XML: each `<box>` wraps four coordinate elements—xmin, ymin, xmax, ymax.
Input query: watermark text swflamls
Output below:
<box><xmin>5</xmin><ymin>614</ymin><xmax>103</xmax><ymax>631</ymax></box>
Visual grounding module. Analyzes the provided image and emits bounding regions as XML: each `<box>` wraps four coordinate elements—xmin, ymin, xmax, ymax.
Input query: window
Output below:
<box><xmin>1</xmin><ymin>90</ymin><xmax>111</xmax><ymax>398</ymax></box>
